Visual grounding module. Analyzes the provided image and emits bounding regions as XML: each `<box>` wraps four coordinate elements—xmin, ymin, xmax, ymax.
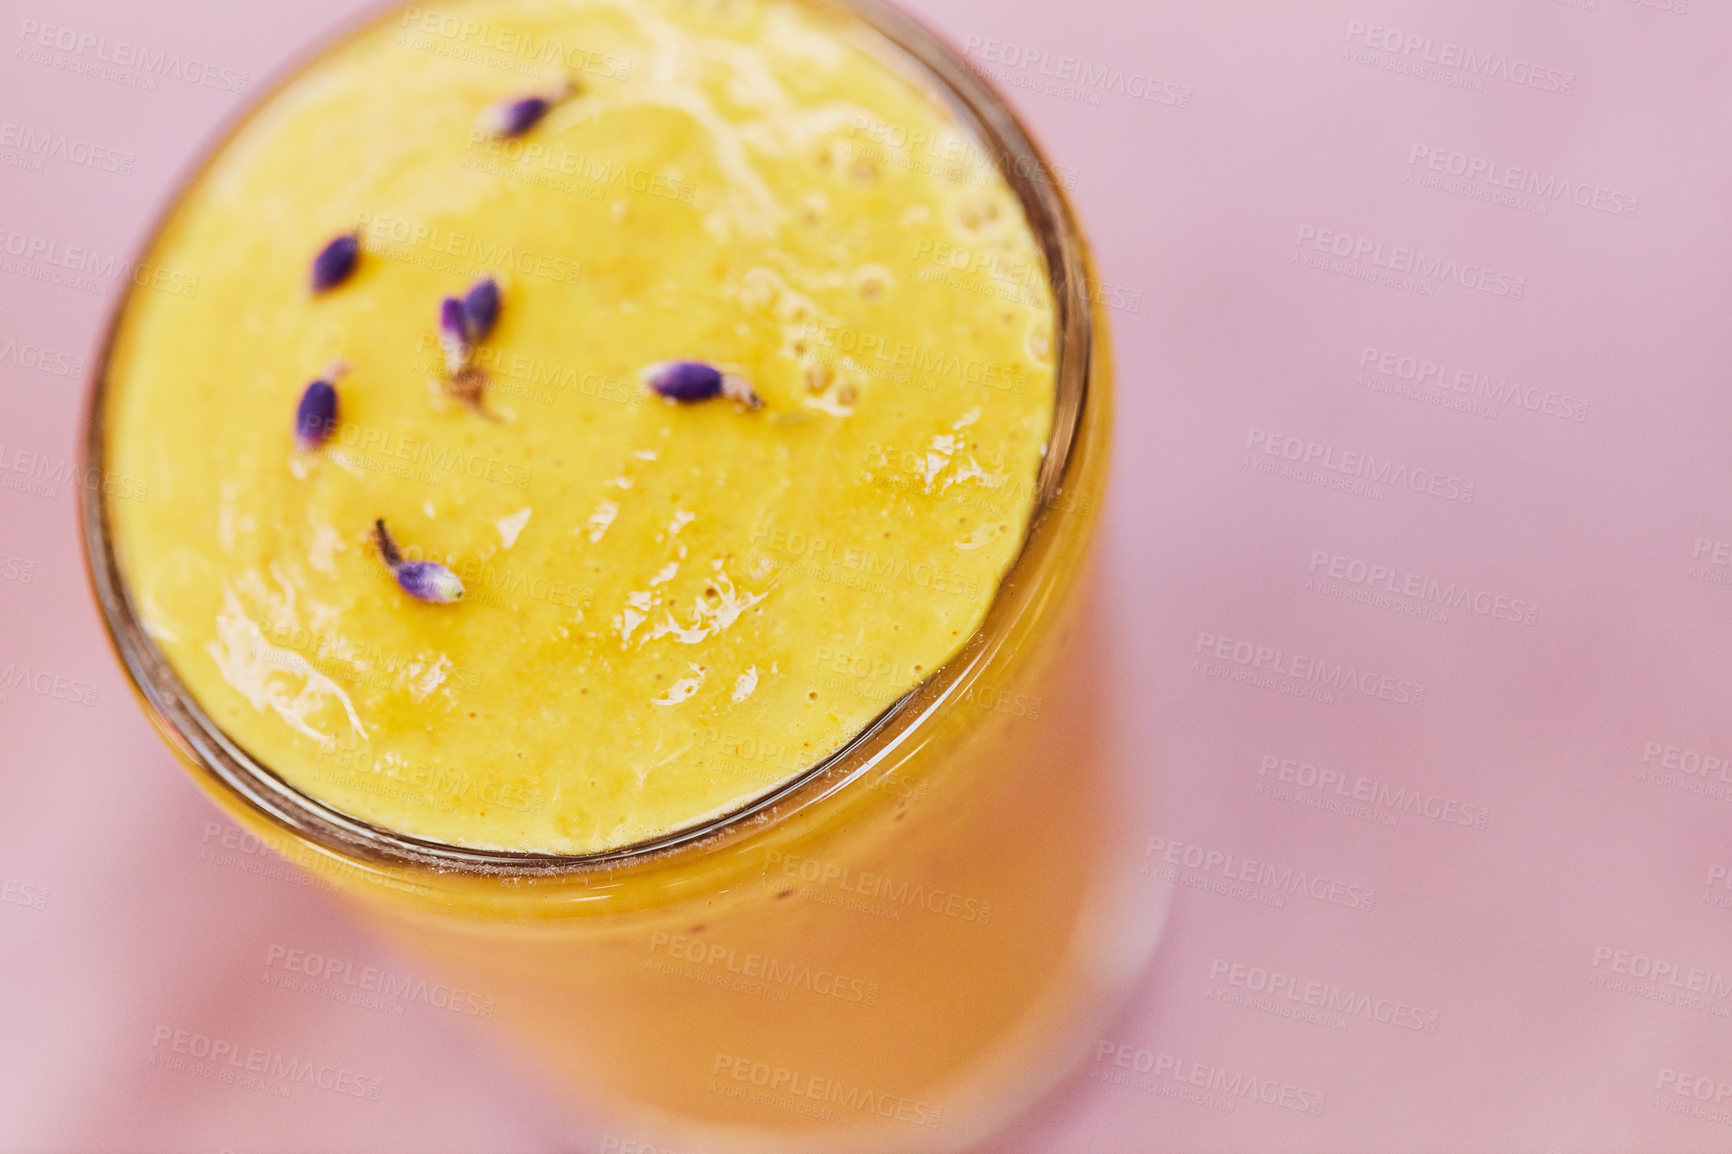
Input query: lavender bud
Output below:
<box><xmin>372</xmin><ymin>519</ymin><xmax>464</xmax><ymax>604</ymax></box>
<box><xmin>393</xmin><ymin>560</ymin><xmax>466</xmax><ymax>604</ymax></box>
<box><xmin>463</xmin><ymin>277</ymin><xmax>500</xmax><ymax>342</ymax></box>
<box><xmin>478</xmin><ymin>77</ymin><xmax>575</xmax><ymax>138</ymax></box>
<box><xmin>310</xmin><ymin>233</ymin><xmax>359</xmax><ymax>292</ymax></box>
<box><xmin>293</xmin><ymin>361</ymin><xmax>347</xmax><ymax>451</ymax></box>
<box><xmin>480</xmin><ymin>95</ymin><xmax>552</xmax><ymax>138</ymax></box>
<box><xmin>642</xmin><ymin>361</ymin><xmax>762</xmax><ymax>408</ymax></box>
<box><xmin>440</xmin><ymin>296</ymin><xmax>472</xmax><ymax>372</ymax></box>
<box><xmin>294</xmin><ymin>379</ymin><xmax>339</xmax><ymax>451</ymax></box>
<box><xmin>644</xmin><ymin>360</ymin><xmax>723</xmax><ymax>402</ymax></box>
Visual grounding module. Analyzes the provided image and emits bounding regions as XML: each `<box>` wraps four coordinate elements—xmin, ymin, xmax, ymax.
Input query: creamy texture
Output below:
<box><xmin>106</xmin><ymin>0</ymin><xmax>1055</xmax><ymax>853</ymax></box>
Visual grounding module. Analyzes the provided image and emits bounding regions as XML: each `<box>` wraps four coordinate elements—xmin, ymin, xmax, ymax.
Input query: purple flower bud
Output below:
<box><xmin>643</xmin><ymin>361</ymin><xmax>763</xmax><ymax>408</ymax></box>
<box><xmin>478</xmin><ymin>78</ymin><xmax>574</xmax><ymax>138</ymax></box>
<box><xmin>392</xmin><ymin>560</ymin><xmax>466</xmax><ymax>604</ymax></box>
<box><xmin>480</xmin><ymin>95</ymin><xmax>552</xmax><ymax>138</ymax></box>
<box><xmin>440</xmin><ymin>296</ymin><xmax>471</xmax><ymax>372</ymax></box>
<box><xmin>293</xmin><ymin>362</ymin><xmax>346</xmax><ymax>452</ymax></box>
<box><xmin>310</xmin><ymin>233</ymin><xmax>359</xmax><ymax>292</ymax></box>
<box><xmin>463</xmin><ymin>277</ymin><xmax>500</xmax><ymax>342</ymax></box>
<box><xmin>294</xmin><ymin>378</ymin><xmax>339</xmax><ymax>451</ymax></box>
<box><xmin>644</xmin><ymin>360</ymin><xmax>723</xmax><ymax>401</ymax></box>
<box><xmin>372</xmin><ymin>519</ymin><xmax>464</xmax><ymax>604</ymax></box>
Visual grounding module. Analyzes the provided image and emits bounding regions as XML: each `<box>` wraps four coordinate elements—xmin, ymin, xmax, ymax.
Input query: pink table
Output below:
<box><xmin>3</xmin><ymin>0</ymin><xmax>1729</xmax><ymax>1150</ymax></box>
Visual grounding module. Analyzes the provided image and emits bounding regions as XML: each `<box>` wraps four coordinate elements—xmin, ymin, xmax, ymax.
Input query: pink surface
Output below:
<box><xmin>3</xmin><ymin>0</ymin><xmax>1730</xmax><ymax>1150</ymax></box>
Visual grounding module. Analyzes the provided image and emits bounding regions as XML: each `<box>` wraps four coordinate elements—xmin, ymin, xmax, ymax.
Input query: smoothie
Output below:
<box><xmin>90</xmin><ymin>3</ymin><xmax>1141</xmax><ymax>1149</ymax></box>
<box><xmin>103</xmin><ymin>0</ymin><xmax>1057</xmax><ymax>855</ymax></box>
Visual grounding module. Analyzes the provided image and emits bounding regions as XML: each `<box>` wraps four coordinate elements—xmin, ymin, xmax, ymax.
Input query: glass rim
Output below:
<box><xmin>78</xmin><ymin>0</ymin><xmax>1098</xmax><ymax>878</ymax></box>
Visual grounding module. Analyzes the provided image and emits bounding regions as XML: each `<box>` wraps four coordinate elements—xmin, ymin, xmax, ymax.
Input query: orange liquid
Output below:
<box><xmin>162</xmin><ymin>339</ymin><xmax>1147</xmax><ymax>1151</ymax></box>
<box><xmin>87</xmin><ymin>2</ymin><xmax>1149</xmax><ymax>1145</ymax></box>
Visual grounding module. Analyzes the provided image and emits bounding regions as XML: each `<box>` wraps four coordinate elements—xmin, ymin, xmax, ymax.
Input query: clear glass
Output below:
<box><xmin>79</xmin><ymin>1</ymin><xmax>1159</xmax><ymax>1149</ymax></box>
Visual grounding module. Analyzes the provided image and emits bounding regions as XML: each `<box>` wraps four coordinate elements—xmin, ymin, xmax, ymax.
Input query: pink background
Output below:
<box><xmin>4</xmin><ymin>0</ymin><xmax>1731</xmax><ymax>1150</ymax></box>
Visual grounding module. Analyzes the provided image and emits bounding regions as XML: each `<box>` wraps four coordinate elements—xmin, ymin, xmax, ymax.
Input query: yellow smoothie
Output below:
<box><xmin>104</xmin><ymin>0</ymin><xmax>1056</xmax><ymax>854</ymax></box>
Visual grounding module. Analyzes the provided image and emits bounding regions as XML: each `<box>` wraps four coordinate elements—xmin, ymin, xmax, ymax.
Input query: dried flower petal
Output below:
<box><xmin>310</xmin><ymin>233</ymin><xmax>359</xmax><ymax>292</ymax></box>
<box><xmin>478</xmin><ymin>78</ymin><xmax>576</xmax><ymax>138</ymax></box>
<box><xmin>294</xmin><ymin>380</ymin><xmax>338</xmax><ymax>451</ymax></box>
<box><xmin>373</xmin><ymin>519</ymin><xmax>464</xmax><ymax>604</ymax></box>
<box><xmin>643</xmin><ymin>361</ymin><xmax>763</xmax><ymax>408</ymax></box>
<box><xmin>439</xmin><ymin>283</ymin><xmax>502</xmax><ymax>399</ymax></box>
<box><xmin>480</xmin><ymin>95</ymin><xmax>552</xmax><ymax>138</ymax></box>
<box><xmin>393</xmin><ymin>560</ymin><xmax>466</xmax><ymax>604</ymax></box>
<box><xmin>463</xmin><ymin>277</ymin><xmax>500</xmax><ymax>341</ymax></box>
<box><xmin>644</xmin><ymin>360</ymin><xmax>722</xmax><ymax>401</ymax></box>
<box><xmin>293</xmin><ymin>361</ymin><xmax>347</xmax><ymax>451</ymax></box>
<box><xmin>440</xmin><ymin>296</ymin><xmax>471</xmax><ymax>372</ymax></box>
